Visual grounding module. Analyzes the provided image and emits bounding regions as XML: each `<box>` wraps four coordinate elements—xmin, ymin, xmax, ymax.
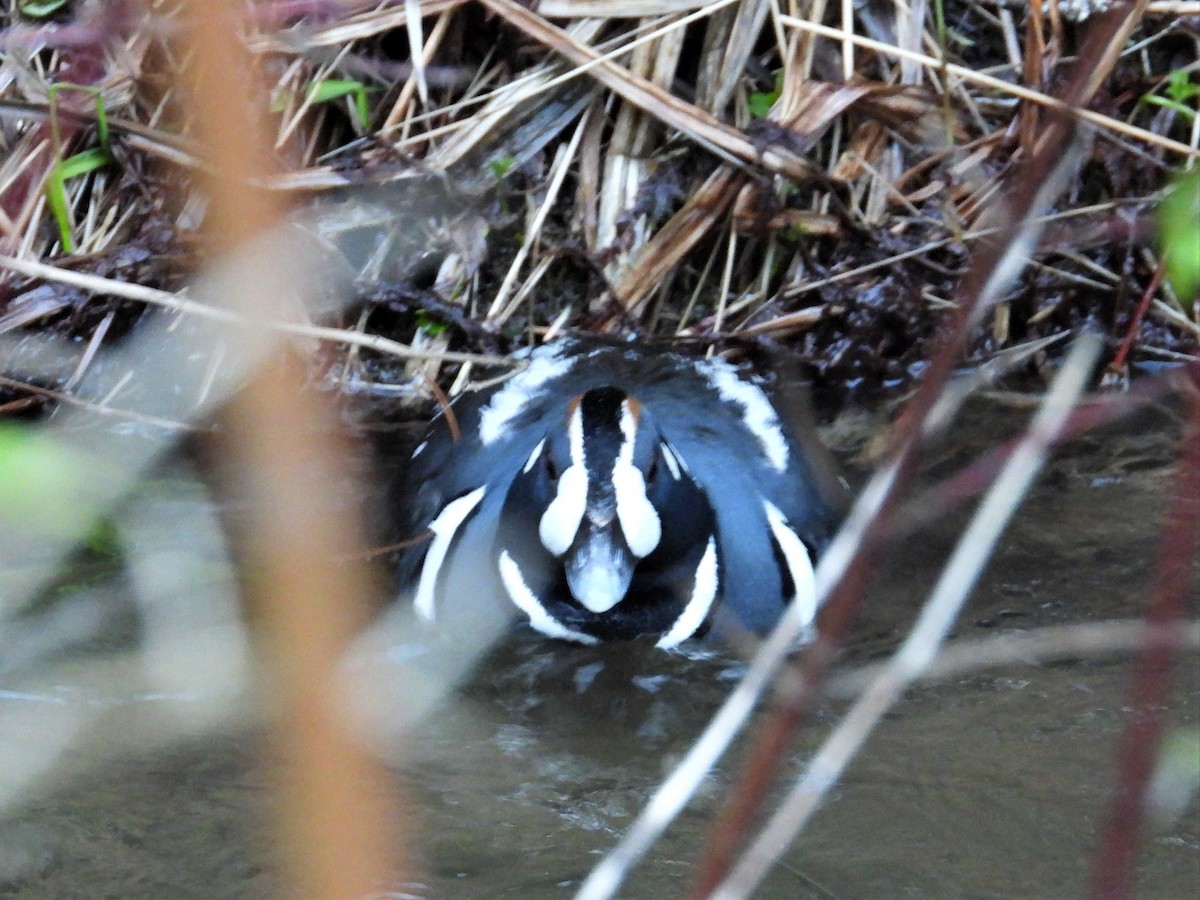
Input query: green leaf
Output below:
<box><xmin>748</xmin><ymin>70</ymin><xmax>785</xmax><ymax>119</ymax></box>
<box><xmin>307</xmin><ymin>78</ymin><xmax>372</xmax><ymax>129</ymax></box>
<box><xmin>43</xmin><ymin>82</ymin><xmax>113</xmax><ymax>250</ymax></box>
<box><xmin>1157</xmin><ymin>170</ymin><xmax>1200</xmax><ymax>308</ymax></box>
<box><xmin>47</xmin><ymin>83</ymin><xmax>109</xmax><ymax>152</ymax></box>
<box><xmin>308</xmin><ymin>79</ymin><xmax>357</xmax><ymax>104</ymax></box>
<box><xmin>18</xmin><ymin>0</ymin><xmax>70</xmax><ymax>17</ymax></box>
<box><xmin>1142</xmin><ymin>95</ymin><xmax>1197</xmax><ymax>121</ymax></box>
<box><xmin>0</xmin><ymin>425</ymin><xmax>94</xmax><ymax>539</ymax></box>
<box><xmin>487</xmin><ymin>155</ymin><xmax>516</xmax><ymax>180</ymax></box>
<box><xmin>748</xmin><ymin>91</ymin><xmax>776</xmax><ymax>119</ymax></box>
<box><xmin>58</xmin><ymin>146</ymin><xmax>111</xmax><ymax>180</ymax></box>
<box><xmin>1165</xmin><ymin>69</ymin><xmax>1200</xmax><ymax>104</ymax></box>
<box><xmin>415</xmin><ymin>309</ymin><xmax>448</xmax><ymax>335</ymax></box>
<box><xmin>1141</xmin><ymin>70</ymin><xmax>1199</xmax><ymax>121</ymax></box>
<box><xmin>45</xmin><ymin>170</ymin><xmax>71</xmax><ymax>251</ymax></box>
<box><xmin>44</xmin><ymin>147</ymin><xmax>112</xmax><ymax>253</ymax></box>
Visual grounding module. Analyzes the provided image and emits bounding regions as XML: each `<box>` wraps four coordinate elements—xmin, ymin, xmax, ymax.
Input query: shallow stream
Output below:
<box><xmin>1</xmin><ymin>399</ymin><xmax>1197</xmax><ymax>898</ymax></box>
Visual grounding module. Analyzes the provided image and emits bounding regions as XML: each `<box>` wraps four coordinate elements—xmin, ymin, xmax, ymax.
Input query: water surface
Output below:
<box><xmin>2</xmin><ymin>400</ymin><xmax>1197</xmax><ymax>898</ymax></box>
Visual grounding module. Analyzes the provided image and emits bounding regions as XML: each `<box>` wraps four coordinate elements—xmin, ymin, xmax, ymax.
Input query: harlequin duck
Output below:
<box><xmin>392</xmin><ymin>338</ymin><xmax>840</xmax><ymax>648</ymax></box>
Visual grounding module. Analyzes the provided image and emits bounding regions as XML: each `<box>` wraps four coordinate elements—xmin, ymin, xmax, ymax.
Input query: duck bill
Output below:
<box><xmin>564</xmin><ymin>522</ymin><xmax>635</xmax><ymax>614</ymax></box>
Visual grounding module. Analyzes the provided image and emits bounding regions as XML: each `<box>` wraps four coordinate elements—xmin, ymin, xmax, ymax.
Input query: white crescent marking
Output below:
<box><xmin>613</xmin><ymin>465</ymin><xmax>660</xmax><ymax>557</ymax></box>
<box><xmin>568</xmin><ymin>399</ymin><xmax>586</xmax><ymax>468</ymax></box>
<box><xmin>539</xmin><ymin>404</ymin><xmax>590</xmax><ymax>556</ymax></box>
<box><xmin>477</xmin><ymin>345</ymin><xmax>575</xmax><ymax>445</ymax></box>
<box><xmin>656</xmin><ymin>537</ymin><xmax>719</xmax><ymax>649</ymax></box>
<box><xmin>498</xmin><ymin>550</ymin><xmax>598</xmax><ymax>644</ymax></box>
<box><xmin>660</xmin><ymin>442</ymin><xmax>683</xmax><ymax>480</ymax></box>
<box><xmin>539</xmin><ymin>464</ymin><xmax>588</xmax><ymax>556</ymax></box>
<box><xmin>762</xmin><ymin>500</ymin><xmax>818</xmax><ymax>626</ymax></box>
<box><xmin>523</xmin><ymin>438</ymin><xmax>546</xmax><ymax>473</ymax></box>
<box><xmin>698</xmin><ymin>360</ymin><xmax>789</xmax><ymax>472</ymax></box>
<box><xmin>413</xmin><ymin>487</ymin><xmax>486</xmax><ymax>621</ymax></box>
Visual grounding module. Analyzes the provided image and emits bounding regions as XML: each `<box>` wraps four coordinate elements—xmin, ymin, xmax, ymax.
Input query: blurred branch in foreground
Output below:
<box><xmin>175</xmin><ymin>0</ymin><xmax>400</xmax><ymax>896</ymax></box>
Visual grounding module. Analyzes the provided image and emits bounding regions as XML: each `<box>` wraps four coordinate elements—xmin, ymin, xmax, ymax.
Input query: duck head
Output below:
<box><xmin>528</xmin><ymin>386</ymin><xmax>664</xmax><ymax>613</ymax></box>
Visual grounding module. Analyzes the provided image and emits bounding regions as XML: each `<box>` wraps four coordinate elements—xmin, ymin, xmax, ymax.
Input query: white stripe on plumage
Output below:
<box><xmin>613</xmin><ymin>399</ymin><xmax>661</xmax><ymax>558</ymax></box>
<box><xmin>539</xmin><ymin>405</ymin><xmax>588</xmax><ymax>556</ymax></box>
<box><xmin>656</xmin><ymin>537</ymin><xmax>719</xmax><ymax>649</ymax></box>
<box><xmin>660</xmin><ymin>442</ymin><xmax>683</xmax><ymax>480</ymax></box>
<box><xmin>413</xmin><ymin>486</ymin><xmax>486</xmax><ymax>620</ymax></box>
<box><xmin>498</xmin><ymin>550</ymin><xmax>598</xmax><ymax>644</ymax></box>
<box><xmin>522</xmin><ymin>438</ymin><xmax>546</xmax><ymax>473</ymax></box>
<box><xmin>698</xmin><ymin>359</ymin><xmax>789</xmax><ymax>472</ymax></box>
<box><xmin>477</xmin><ymin>344</ymin><xmax>575</xmax><ymax>445</ymax></box>
<box><xmin>762</xmin><ymin>499</ymin><xmax>817</xmax><ymax>625</ymax></box>
<box><xmin>569</xmin><ymin>396</ymin><xmax>586</xmax><ymax>467</ymax></box>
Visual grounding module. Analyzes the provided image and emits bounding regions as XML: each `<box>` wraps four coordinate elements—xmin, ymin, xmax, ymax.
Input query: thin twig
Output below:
<box><xmin>711</xmin><ymin>335</ymin><xmax>1101</xmax><ymax>899</ymax></box>
<box><xmin>826</xmin><ymin>619</ymin><xmax>1200</xmax><ymax>700</ymax></box>
<box><xmin>776</xmin><ymin>12</ymin><xmax>1197</xmax><ymax>159</ymax></box>
<box><xmin>0</xmin><ymin>253</ymin><xmax>510</xmax><ymax>367</ymax></box>
<box><xmin>1090</xmin><ymin>363</ymin><xmax>1200</xmax><ymax>900</ymax></box>
<box><xmin>0</xmin><ymin>374</ymin><xmax>209</xmax><ymax>432</ymax></box>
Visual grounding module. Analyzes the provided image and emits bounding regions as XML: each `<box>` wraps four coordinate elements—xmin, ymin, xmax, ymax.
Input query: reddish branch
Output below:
<box><xmin>687</xmin><ymin>2</ymin><xmax>1152</xmax><ymax>894</ymax></box>
<box><xmin>1090</xmin><ymin>363</ymin><xmax>1200</xmax><ymax>899</ymax></box>
<box><xmin>686</xmin><ymin>270</ymin><xmax>964</xmax><ymax>900</ymax></box>
<box><xmin>1109</xmin><ymin>257</ymin><xmax>1168</xmax><ymax>374</ymax></box>
<box><xmin>176</xmin><ymin>0</ymin><xmax>403</xmax><ymax>894</ymax></box>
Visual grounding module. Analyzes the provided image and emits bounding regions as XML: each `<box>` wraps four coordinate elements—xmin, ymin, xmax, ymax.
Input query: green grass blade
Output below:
<box><xmin>308</xmin><ymin>79</ymin><xmax>372</xmax><ymax>129</ymax></box>
<box><xmin>18</xmin><ymin>0</ymin><xmax>70</xmax><ymax>17</ymax></box>
<box><xmin>44</xmin><ymin>148</ymin><xmax>113</xmax><ymax>253</ymax></box>
<box><xmin>1158</xmin><ymin>170</ymin><xmax>1200</xmax><ymax>308</ymax></box>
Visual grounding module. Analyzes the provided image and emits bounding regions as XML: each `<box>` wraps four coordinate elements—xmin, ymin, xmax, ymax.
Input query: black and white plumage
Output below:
<box><xmin>392</xmin><ymin>338</ymin><xmax>840</xmax><ymax>648</ymax></box>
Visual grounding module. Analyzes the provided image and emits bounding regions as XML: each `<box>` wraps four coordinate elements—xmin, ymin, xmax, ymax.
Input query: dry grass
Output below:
<box><xmin>1</xmin><ymin>0</ymin><xmax>1196</xmax><ymax>414</ymax></box>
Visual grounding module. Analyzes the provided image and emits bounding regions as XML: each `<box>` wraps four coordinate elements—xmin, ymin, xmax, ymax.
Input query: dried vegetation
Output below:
<box><xmin>1</xmin><ymin>0</ymin><xmax>1197</xmax><ymax>420</ymax></box>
